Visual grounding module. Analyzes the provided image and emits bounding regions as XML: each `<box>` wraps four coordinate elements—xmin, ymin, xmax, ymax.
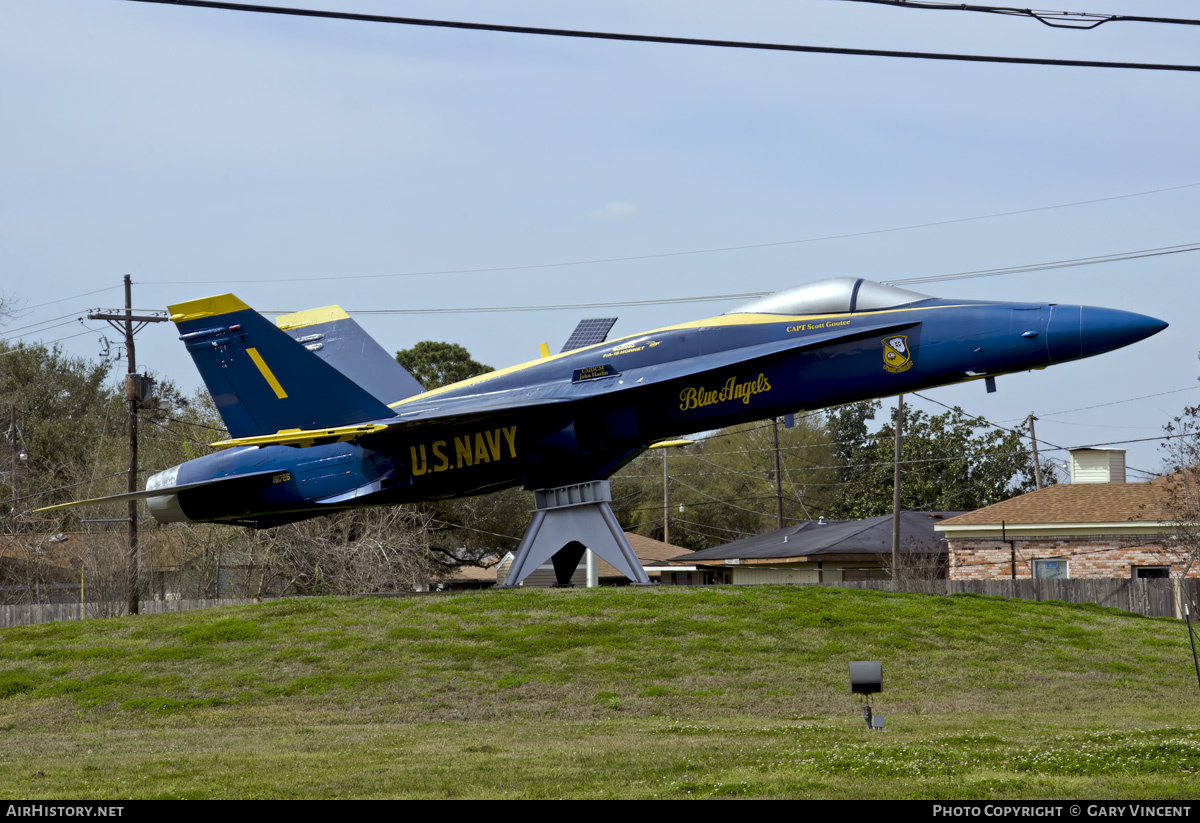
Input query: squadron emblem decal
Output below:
<box><xmin>882</xmin><ymin>335</ymin><xmax>913</xmax><ymax>373</ymax></box>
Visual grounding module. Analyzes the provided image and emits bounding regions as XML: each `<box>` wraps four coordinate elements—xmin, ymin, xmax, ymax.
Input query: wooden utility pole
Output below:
<box><xmin>662</xmin><ymin>448</ymin><xmax>670</xmax><ymax>546</ymax></box>
<box><xmin>650</xmin><ymin>439</ymin><xmax>693</xmax><ymax>547</ymax></box>
<box><xmin>891</xmin><ymin>394</ymin><xmax>904</xmax><ymax>581</ymax></box>
<box><xmin>1026</xmin><ymin>413</ymin><xmax>1044</xmax><ymax>490</ymax></box>
<box><xmin>772</xmin><ymin>417</ymin><xmax>784</xmax><ymax>529</ymax></box>
<box><xmin>8</xmin><ymin>404</ymin><xmax>16</xmax><ymax>534</ymax></box>
<box><xmin>88</xmin><ymin>275</ymin><xmax>169</xmax><ymax>616</ymax></box>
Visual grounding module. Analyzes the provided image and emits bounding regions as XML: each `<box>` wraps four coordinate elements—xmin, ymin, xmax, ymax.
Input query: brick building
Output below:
<box><xmin>936</xmin><ymin>450</ymin><xmax>1196</xmax><ymax>581</ymax></box>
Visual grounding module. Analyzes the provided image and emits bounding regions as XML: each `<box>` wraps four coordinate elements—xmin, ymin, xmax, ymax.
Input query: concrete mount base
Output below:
<box><xmin>499</xmin><ymin>480</ymin><xmax>652</xmax><ymax>588</ymax></box>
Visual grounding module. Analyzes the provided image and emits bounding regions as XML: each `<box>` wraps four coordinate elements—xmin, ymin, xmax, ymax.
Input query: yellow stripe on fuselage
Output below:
<box><xmin>388</xmin><ymin>303</ymin><xmax>985</xmax><ymax>408</ymax></box>
<box><xmin>246</xmin><ymin>347</ymin><xmax>288</xmax><ymax>399</ymax></box>
<box><xmin>275</xmin><ymin>305</ymin><xmax>351</xmax><ymax>331</ymax></box>
<box><xmin>167</xmin><ymin>294</ymin><xmax>251</xmax><ymax>323</ymax></box>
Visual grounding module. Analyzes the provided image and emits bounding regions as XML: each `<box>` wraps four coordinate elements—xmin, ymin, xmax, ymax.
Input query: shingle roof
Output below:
<box><xmin>937</xmin><ymin>480</ymin><xmax>1171</xmax><ymax>527</ymax></box>
<box><xmin>595</xmin><ymin>532</ymin><xmax>691</xmax><ymax>577</ymax></box>
<box><xmin>458</xmin><ymin>533</ymin><xmax>690</xmax><ymax>582</ymax></box>
<box><xmin>674</xmin><ymin>511</ymin><xmax>961</xmax><ymax>562</ymax></box>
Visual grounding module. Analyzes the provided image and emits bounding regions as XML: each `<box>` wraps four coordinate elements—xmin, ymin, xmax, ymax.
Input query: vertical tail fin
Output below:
<box><xmin>275</xmin><ymin>305</ymin><xmax>425</xmax><ymax>406</ymax></box>
<box><xmin>168</xmin><ymin>295</ymin><xmax>395</xmax><ymax>439</ymax></box>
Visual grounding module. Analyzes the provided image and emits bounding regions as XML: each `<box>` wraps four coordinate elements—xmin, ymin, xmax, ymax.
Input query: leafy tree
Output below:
<box><xmin>0</xmin><ymin>341</ymin><xmax>114</xmax><ymax>518</ymax></box>
<box><xmin>826</xmin><ymin>401</ymin><xmax>1041</xmax><ymax>518</ymax></box>
<box><xmin>824</xmin><ymin>400</ymin><xmax>882</xmax><ymax>517</ymax></box>
<box><xmin>395</xmin><ymin>341</ymin><xmax>493</xmax><ymax>390</ymax></box>
<box><xmin>612</xmin><ymin>416</ymin><xmax>838</xmax><ymax>551</ymax></box>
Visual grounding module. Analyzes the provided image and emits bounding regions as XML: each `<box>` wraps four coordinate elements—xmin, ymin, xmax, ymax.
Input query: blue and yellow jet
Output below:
<box><xmin>41</xmin><ymin>277</ymin><xmax>1166</xmax><ymax>540</ymax></box>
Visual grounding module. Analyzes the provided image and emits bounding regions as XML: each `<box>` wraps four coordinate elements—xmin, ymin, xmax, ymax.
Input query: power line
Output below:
<box><xmin>886</xmin><ymin>242</ymin><xmax>1200</xmax><ymax>286</ymax></box>
<box><xmin>2</xmin><ymin>311</ymin><xmax>86</xmax><ymax>336</ymax></box>
<box><xmin>427</xmin><ymin>517</ymin><xmax>520</xmax><ymax>543</ymax></box>
<box><xmin>1004</xmin><ymin>386</ymin><xmax>1200</xmax><ymax>420</ymax></box>
<box><xmin>11</xmin><ymin>472</ymin><xmax>129</xmax><ymax>505</ymax></box>
<box><xmin>907</xmin><ymin>392</ymin><xmax>1164</xmax><ymax>477</ymax></box>
<box><xmin>21</xmin><ymin>287</ymin><xmax>122</xmax><ymax>312</ymax></box>
<box><xmin>831</xmin><ymin>0</ymin><xmax>1200</xmax><ymax>30</ymax></box>
<box><xmin>0</xmin><ymin>327</ymin><xmax>97</xmax><ymax>355</ymax></box>
<box><xmin>267</xmin><ymin>292</ymin><xmax>765</xmax><ymax>316</ymax></box>
<box><xmin>120</xmin><ymin>0</ymin><xmax>1200</xmax><ymax>72</ymax></box>
<box><xmin>136</xmin><ymin>181</ymin><xmax>1200</xmax><ymax>285</ymax></box>
<box><xmin>3</xmin><ymin>317</ymin><xmax>83</xmax><ymax>339</ymax></box>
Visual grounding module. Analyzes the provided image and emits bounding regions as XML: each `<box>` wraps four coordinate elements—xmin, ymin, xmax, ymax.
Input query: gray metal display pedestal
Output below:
<box><xmin>500</xmin><ymin>479</ymin><xmax>652</xmax><ymax>588</ymax></box>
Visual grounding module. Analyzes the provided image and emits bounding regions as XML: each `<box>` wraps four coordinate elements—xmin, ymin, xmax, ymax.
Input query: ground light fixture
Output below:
<box><xmin>849</xmin><ymin>660</ymin><xmax>884</xmax><ymax>731</ymax></box>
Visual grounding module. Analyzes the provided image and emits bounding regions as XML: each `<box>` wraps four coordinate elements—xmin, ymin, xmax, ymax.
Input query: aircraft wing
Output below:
<box><xmin>574</xmin><ymin>317</ymin><xmax>920</xmax><ymax>397</ymax></box>
<box><xmin>205</xmin><ymin>316</ymin><xmax>917</xmax><ymax>450</ymax></box>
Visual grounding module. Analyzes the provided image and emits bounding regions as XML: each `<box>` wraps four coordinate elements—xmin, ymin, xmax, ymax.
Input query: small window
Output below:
<box><xmin>1033</xmin><ymin>559</ymin><xmax>1068</xmax><ymax>580</ymax></box>
<box><xmin>1133</xmin><ymin>566</ymin><xmax>1170</xmax><ymax>579</ymax></box>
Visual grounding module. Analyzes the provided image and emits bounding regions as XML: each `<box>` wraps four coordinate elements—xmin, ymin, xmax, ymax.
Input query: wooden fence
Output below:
<box><xmin>0</xmin><ymin>598</ymin><xmax>263</xmax><ymax>628</ymax></box>
<box><xmin>822</xmin><ymin>577</ymin><xmax>1200</xmax><ymax>619</ymax></box>
<box><xmin>3</xmin><ymin>578</ymin><xmax>1196</xmax><ymax>627</ymax></box>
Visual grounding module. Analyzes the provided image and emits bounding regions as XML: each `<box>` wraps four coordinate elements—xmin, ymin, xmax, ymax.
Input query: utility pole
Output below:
<box><xmin>772</xmin><ymin>417</ymin><xmax>784</xmax><ymax>529</ymax></box>
<box><xmin>88</xmin><ymin>275</ymin><xmax>169</xmax><ymax>616</ymax></box>
<box><xmin>891</xmin><ymin>394</ymin><xmax>904</xmax><ymax>581</ymax></box>
<box><xmin>662</xmin><ymin>448</ymin><xmax>670</xmax><ymax>546</ymax></box>
<box><xmin>8</xmin><ymin>405</ymin><xmax>16</xmax><ymax>534</ymax></box>
<box><xmin>6</xmin><ymin>405</ymin><xmax>28</xmax><ymax>535</ymax></box>
<box><xmin>650</xmin><ymin>439</ymin><xmax>694</xmax><ymax>547</ymax></box>
<box><xmin>1026</xmin><ymin>413</ymin><xmax>1044</xmax><ymax>490</ymax></box>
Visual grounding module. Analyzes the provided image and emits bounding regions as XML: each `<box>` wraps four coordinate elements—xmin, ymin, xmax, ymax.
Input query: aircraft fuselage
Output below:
<box><xmin>145</xmin><ymin>293</ymin><xmax>1165</xmax><ymax>527</ymax></box>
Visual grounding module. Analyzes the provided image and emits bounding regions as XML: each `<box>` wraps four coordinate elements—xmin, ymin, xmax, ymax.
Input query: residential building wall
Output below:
<box><xmin>948</xmin><ymin>535</ymin><xmax>1198</xmax><ymax>580</ymax></box>
<box><xmin>664</xmin><ymin>562</ymin><xmax>890</xmax><ymax>585</ymax></box>
<box><xmin>730</xmin><ymin>567</ymin><xmax>821</xmax><ymax>586</ymax></box>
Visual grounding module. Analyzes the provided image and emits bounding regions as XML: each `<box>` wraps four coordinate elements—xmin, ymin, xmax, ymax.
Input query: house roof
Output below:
<box><xmin>456</xmin><ymin>533</ymin><xmax>690</xmax><ymax>582</ymax></box>
<box><xmin>436</xmin><ymin>562</ymin><xmax>499</xmax><ymax>583</ymax></box>
<box><xmin>674</xmin><ymin>512</ymin><xmax>961</xmax><ymax>562</ymax></box>
<box><xmin>595</xmin><ymin>532</ymin><xmax>691</xmax><ymax>576</ymax></box>
<box><xmin>936</xmin><ymin>480</ymin><xmax>1170</xmax><ymax>528</ymax></box>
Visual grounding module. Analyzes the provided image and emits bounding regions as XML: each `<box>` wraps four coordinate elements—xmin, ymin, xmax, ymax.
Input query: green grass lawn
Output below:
<box><xmin>1</xmin><ymin>585</ymin><xmax>1198</xmax><ymax>799</ymax></box>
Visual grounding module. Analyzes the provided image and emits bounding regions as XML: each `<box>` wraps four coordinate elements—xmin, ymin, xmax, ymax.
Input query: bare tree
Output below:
<box><xmin>881</xmin><ymin>535</ymin><xmax>949</xmax><ymax>593</ymax></box>
<box><xmin>1152</xmin><ymin>406</ymin><xmax>1200</xmax><ymax>578</ymax></box>
<box><xmin>243</xmin><ymin>507</ymin><xmax>436</xmax><ymax>596</ymax></box>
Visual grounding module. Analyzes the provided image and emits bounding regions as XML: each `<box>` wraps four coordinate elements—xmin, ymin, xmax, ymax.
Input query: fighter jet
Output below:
<box><xmin>39</xmin><ymin>277</ymin><xmax>1166</xmax><ymax>586</ymax></box>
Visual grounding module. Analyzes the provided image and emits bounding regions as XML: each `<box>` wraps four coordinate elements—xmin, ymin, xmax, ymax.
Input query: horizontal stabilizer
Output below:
<box><xmin>275</xmin><ymin>305</ymin><xmax>425</xmax><ymax>406</ymax></box>
<box><xmin>33</xmin><ymin>469</ymin><xmax>280</xmax><ymax>513</ymax></box>
<box><xmin>168</xmin><ymin>294</ymin><xmax>397</xmax><ymax>439</ymax></box>
<box><xmin>210</xmin><ymin>422</ymin><xmax>393</xmax><ymax>450</ymax></box>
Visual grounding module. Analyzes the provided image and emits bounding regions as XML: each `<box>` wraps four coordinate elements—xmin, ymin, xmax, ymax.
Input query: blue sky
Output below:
<box><xmin>2</xmin><ymin>0</ymin><xmax>1198</xmax><ymax>479</ymax></box>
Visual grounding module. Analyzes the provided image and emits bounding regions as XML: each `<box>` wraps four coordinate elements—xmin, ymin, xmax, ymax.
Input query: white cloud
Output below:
<box><xmin>586</xmin><ymin>201</ymin><xmax>638</xmax><ymax>221</ymax></box>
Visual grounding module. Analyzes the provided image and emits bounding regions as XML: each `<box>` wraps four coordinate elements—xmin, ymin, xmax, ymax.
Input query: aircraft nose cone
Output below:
<box><xmin>1080</xmin><ymin>306</ymin><xmax>1168</xmax><ymax>357</ymax></box>
<box><xmin>1047</xmin><ymin>305</ymin><xmax>1168</xmax><ymax>362</ymax></box>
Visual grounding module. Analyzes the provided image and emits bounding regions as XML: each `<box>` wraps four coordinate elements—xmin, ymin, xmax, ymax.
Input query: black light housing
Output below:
<box><xmin>849</xmin><ymin>660</ymin><xmax>882</xmax><ymax>695</ymax></box>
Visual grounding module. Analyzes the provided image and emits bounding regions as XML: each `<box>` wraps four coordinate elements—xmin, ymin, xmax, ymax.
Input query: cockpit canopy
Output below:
<box><xmin>727</xmin><ymin>278</ymin><xmax>931</xmax><ymax>316</ymax></box>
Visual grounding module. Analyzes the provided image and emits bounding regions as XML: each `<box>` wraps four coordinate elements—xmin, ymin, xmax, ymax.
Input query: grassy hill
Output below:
<box><xmin>1</xmin><ymin>585</ymin><xmax>1198</xmax><ymax>799</ymax></box>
